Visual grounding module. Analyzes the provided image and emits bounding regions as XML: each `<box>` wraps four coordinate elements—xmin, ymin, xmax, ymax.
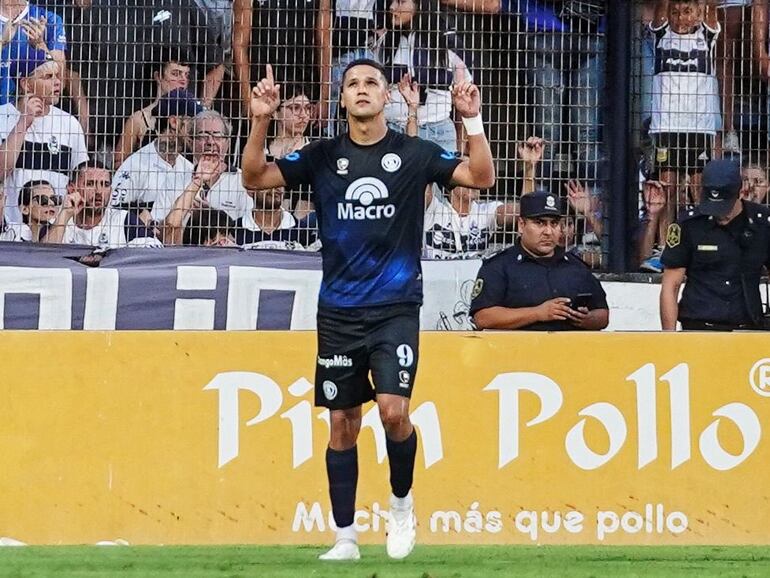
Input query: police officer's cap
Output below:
<box><xmin>700</xmin><ymin>159</ymin><xmax>742</xmax><ymax>217</ymax></box>
<box><xmin>520</xmin><ymin>190</ymin><xmax>564</xmax><ymax>218</ymax></box>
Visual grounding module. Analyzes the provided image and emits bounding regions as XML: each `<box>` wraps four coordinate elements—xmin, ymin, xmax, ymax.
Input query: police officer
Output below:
<box><xmin>469</xmin><ymin>191</ymin><xmax>609</xmax><ymax>331</ymax></box>
<box><xmin>660</xmin><ymin>159</ymin><xmax>770</xmax><ymax>331</ymax></box>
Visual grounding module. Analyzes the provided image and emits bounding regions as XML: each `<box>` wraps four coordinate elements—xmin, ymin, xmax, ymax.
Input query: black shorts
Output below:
<box><xmin>315</xmin><ymin>303</ymin><xmax>420</xmax><ymax>410</ymax></box>
<box><xmin>653</xmin><ymin>133</ymin><xmax>713</xmax><ymax>173</ymax></box>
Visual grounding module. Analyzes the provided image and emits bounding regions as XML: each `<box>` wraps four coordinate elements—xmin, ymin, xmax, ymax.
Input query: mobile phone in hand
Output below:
<box><xmin>570</xmin><ymin>293</ymin><xmax>593</xmax><ymax>310</ymax></box>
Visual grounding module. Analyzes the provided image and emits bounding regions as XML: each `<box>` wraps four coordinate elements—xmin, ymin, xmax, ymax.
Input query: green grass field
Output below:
<box><xmin>0</xmin><ymin>546</ymin><xmax>769</xmax><ymax>577</ymax></box>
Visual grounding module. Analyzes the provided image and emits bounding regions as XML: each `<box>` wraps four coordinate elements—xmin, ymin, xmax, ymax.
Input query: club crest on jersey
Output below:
<box><xmin>381</xmin><ymin>153</ymin><xmax>401</xmax><ymax>173</ymax></box>
<box><xmin>336</xmin><ymin>157</ymin><xmax>349</xmax><ymax>175</ymax></box>
<box><xmin>337</xmin><ymin>177</ymin><xmax>396</xmax><ymax>220</ymax></box>
<box><xmin>48</xmin><ymin>136</ymin><xmax>60</xmax><ymax>154</ymax></box>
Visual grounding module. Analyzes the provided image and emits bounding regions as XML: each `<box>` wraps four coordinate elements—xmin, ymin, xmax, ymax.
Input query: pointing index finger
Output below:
<box><xmin>266</xmin><ymin>64</ymin><xmax>274</xmax><ymax>83</ymax></box>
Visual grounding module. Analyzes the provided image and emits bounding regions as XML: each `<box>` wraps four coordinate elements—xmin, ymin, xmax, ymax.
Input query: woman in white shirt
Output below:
<box><xmin>377</xmin><ymin>0</ymin><xmax>470</xmax><ymax>152</ymax></box>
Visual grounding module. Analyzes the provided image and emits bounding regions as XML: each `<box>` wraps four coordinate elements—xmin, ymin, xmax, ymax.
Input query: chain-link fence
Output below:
<box><xmin>12</xmin><ymin>1</ymin><xmax>765</xmax><ymax>273</ymax></box>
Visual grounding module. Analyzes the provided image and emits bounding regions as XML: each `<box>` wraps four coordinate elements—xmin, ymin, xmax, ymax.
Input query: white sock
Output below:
<box><xmin>390</xmin><ymin>490</ymin><xmax>413</xmax><ymax>510</ymax></box>
<box><xmin>336</xmin><ymin>524</ymin><xmax>357</xmax><ymax>543</ymax></box>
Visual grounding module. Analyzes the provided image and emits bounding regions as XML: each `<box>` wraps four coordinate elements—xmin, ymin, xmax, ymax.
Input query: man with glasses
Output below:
<box><xmin>160</xmin><ymin>110</ymin><xmax>253</xmax><ymax>245</ymax></box>
<box><xmin>14</xmin><ymin>179</ymin><xmax>58</xmax><ymax>241</ymax></box>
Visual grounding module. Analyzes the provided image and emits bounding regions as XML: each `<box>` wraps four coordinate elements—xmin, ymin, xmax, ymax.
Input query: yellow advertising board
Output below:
<box><xmin>1</xmin><ymin>331</ymin><xmax>770</xmax><ymax>545</ymax></box>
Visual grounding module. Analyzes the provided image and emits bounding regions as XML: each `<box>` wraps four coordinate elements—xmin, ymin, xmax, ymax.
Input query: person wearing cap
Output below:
<box><xmin>0</xmin><ymin>51</ymin><xmax>87</xmax><ymax>225</ymax></box>
<box><xmin>660</xmin><ymin>159</ymin><xmax>770</xmax><ymax>331</ymax></box>
<box><xmin>469</xmin><ymin>191</ymin><xmax>609</xmax><ymax>331</ymax></box>
<box><xmin>111</xmin><ymin>88</ymin><xmax>205</xmax><ymax>225</ymax></box>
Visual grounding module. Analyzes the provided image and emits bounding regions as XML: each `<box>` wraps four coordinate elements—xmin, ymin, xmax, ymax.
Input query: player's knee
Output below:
<box><xmin>379</xmin><ymin>404</ymin><xmax>409</xmax><ymax>433</ymax></box>
<box><xmin>329</xmin><ymin>410</ymin><xmax>361</xmax><ymax>449</ymax></box>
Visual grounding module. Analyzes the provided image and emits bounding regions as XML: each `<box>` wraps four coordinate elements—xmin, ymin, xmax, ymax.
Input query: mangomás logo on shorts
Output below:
<box><xmin>337</xmin><ymin>177</ymin><xmax>396</xmax><ymax>221</ymax></box>
<box><xmin>317</xmin><ymin>354</ymin><xmax>353</xmax><ymax>369</ymax></box>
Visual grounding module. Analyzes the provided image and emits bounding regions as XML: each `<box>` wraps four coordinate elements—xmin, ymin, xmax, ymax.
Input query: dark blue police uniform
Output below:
<box><xmin>469</xmin><ymin>243</ymin><xmax>608</xmax><ymax>331</ymax></box>
<box><xmin>661</xmin><ymin>159</ymin><xmax>770</xmax><ymax>331</ymax></box>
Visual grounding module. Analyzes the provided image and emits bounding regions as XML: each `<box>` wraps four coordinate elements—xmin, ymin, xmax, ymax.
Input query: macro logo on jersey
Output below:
<box><xmin>337</xmin><ymin>177</ymin><xmax>396</xmax><ymax>221</ymax></box>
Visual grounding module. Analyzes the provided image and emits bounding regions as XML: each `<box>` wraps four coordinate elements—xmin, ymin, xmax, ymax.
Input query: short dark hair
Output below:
<box><xmin>71</xmin><ymin>159</ymin><xmax>110</xmax><ymax>184</ymax></box>
<box><xmin>183</xmin><ymin>209</ymin><xmax>236</xmax><ymax>246</ymax></box>
<box><xmin>18</xmin><ymin>179</ymin><xmax>55</xmax><ymax>223</ymax></box>
<box><xmin>341</xmin><ymin>58</ymin><xmax>387</xmax><ymax>85</ymax></box>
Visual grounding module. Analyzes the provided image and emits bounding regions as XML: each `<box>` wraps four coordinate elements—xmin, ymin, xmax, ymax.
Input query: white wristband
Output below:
<box><xmin>462</xmin><ymin>114</ymin><xmax>484</xmax><ymax>136</ymax></box>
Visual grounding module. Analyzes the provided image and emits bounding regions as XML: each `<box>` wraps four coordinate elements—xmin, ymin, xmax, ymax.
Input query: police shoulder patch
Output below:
<box><xmin>471</xmin><ymin>278</ymin><xmax>484</xmax><ymax>299</ymax></box>
<box><xmin>666</xmin><ymin>223</ymin><xmax>681</xmax><ymax>248</ymax></box>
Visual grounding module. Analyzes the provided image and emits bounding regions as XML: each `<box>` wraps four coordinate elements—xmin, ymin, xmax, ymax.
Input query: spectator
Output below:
<box><xmin>159</xmin><ymin>110</ymin><xmax>254</xmax><ymax>244</ymax></box>
<box><xmin>753</xmin><ymin>0</ymin><xmax>770</xmax><ymax>149</ymax></box>
<box><xmin>515</xmin><ymin>0</ymin><xmax>606</xmax><ymax>180</ymax></box>
<box><xmin>563</xmin><ymin>179</ymin><xmax>603</xmax><ymax>269</ymax></box>
<box><xmin>377</xmin><ymin>0</ymin><xmax>470</xmax><ymax>152</ymax></box>
<box><xmin>111</xmin><ymin>89</ymin><xmax>205</xmax><ymax>224</ymax></box>
<box><xmin>0</xmin><ymin>52</ymin><xmax>87</xmax><ymax>224</ymax></box>
<box><xmin>42</xmin><ymin>160</ymin><xmax>162</xmax><ymax>247</ymax></box>
<box><xmin>0</xmin><ymin>0</ymin><xmax>66</xmax><ymax>104</ymax></box>
<box><xmin>67</xmin><ymin>0</ymin><xmax>223</xmax><ymax>150</ymax></box>
<box><xmin>637</xmin><ymin>177</ymin><xmax>669</xmax><ymax>272</ymax></box>
<box><xmin>16</xmin><ymin>178</ymin><xmax>57</xmax><ymax>241</ymax></box>
<box><xmin>235</xmin><ymin>187</ymin><xmax>318</xmax><ymax>250</ymax></box>
<box><xmin>182</xmin><ymin>208</ymin><xmax>237</xmax><ymax>247</ymax></box>
<box><xmin>469</xmin><ymin>190</ymin><xmax>609</xmax><ymax>331</ymax></box>
<box><xmin>267</xmin><ymin>85</ymin><xmax>312</xmax><ymax>160</ymax></box>
<box><xmin>113</xmin><ymin>51</ymin><xmax>193</xmax><ymax>168</ymax></box>
<box><xmin>741</xmin><ymin>161</ymin><xmax>769</xmax><ymax>204</ymax></box>
<box><xmin>715</xmin><ymin>0</ymin><xmax>751</xmax><ymax>154</ymax></box>
<box><xmin>232</xmin><ymin>0</ymin><xmax>320</xmax><ymax>118</ymax></box>
<box><xmin>660</xmin><ymin>159</ymin><xmax>770</xmax><ymax>331</ymax></box>
<box><xmin>649</xmin><ymin>0</ymin><xmax>720</xmax><ymax>234</ymax></box>
<box><xmin>423</xmin><ymin>155</ymin><xmax>516</xmax><ymax>258</ymax></box>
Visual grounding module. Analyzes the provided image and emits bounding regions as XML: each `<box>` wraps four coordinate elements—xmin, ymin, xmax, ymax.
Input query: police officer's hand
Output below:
<box><xmin>250</xmin><ymin>64</ymin><xmax>281</xmax><ymax>119</ymax></box>
<box><xmin>535</xmin><ymin>297</ymin><xmax>574</xmax><ymax>322</ymax></box>
<box><xmin>568</xmin><ymin>306</ymin><xmax>591</xmax><ymax>328</ymax></box>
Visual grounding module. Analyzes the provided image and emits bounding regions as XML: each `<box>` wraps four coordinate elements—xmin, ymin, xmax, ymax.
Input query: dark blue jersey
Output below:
<box><xmin>276</xmin><ymin>130</ymin><xmax>460</xmax><ymax>308</ymax></box>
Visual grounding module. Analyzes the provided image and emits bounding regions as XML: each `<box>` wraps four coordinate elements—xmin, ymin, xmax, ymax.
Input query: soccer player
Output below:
<box><xmin>242</xmin><ymin>60</ymin><xmax>495</xmax><ymax>561</ymax></box>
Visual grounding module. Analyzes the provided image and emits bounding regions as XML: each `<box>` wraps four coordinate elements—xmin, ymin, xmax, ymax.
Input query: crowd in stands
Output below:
<box><xmin>0</xmin><ymin>0</ymin><xmax>768</xmax><ymax>273</ymax></box>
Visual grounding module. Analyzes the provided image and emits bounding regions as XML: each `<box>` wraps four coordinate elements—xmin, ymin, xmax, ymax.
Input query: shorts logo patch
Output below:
<box><xmin>471</xmin><ymin>278</ymin><xmax>484</xmax><ymax>299</ymax></box>
<box><xmin>399</xmin><ymin>370</ymin><xmax>410</xmax><ymax>388</ymax></box>
<box><xmin>322</xmin><ymin>380</ymin><xmax>338</xmax><ymax>401</ymax></box>
<box><xmin>666</xmin><ymin>223</ymin><xmax>681</xmax><ymax>248</ymax></box>
<box><xmin>317</xmin><ymin>355</ymin><xmax>353</xmax><ymax>368</ymax></box>
<box><xmin>381</xmin><ymin>153</ymin><xmax>401</xmax><ymax>173</ymax></box>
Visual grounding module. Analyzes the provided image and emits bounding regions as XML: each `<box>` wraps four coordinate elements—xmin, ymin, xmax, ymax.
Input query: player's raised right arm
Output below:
<box><xmin>242</xmin><ymin>64</ymin><xmax>288</xmax><ymax>191</ymax></box>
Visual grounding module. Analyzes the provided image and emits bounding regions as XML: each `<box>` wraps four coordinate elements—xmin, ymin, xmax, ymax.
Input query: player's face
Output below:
<box><xmin>518</xmin><ymin>216</ymin><xmax>562</xmax><ymax>257</ymax></box>
<box><xmin>157</xmin><ymin>62</ymin><xmax>190</xmax><ymax>95</ymax></box>
<box><xmin>340</xmin><ymin>65</ymin><xmax>389</xmax><ymax>120</ymax></box>
<box><xmin>24</xmin><ymin>62</ymin><xmax>62</xmax><ymax>105</ymax></box>
<box><xmin>76</xmin><ymin>167</ymin><xmax>112</xmax><ymax>209</ymax></box>
<box><xmin>668</xmin><ymin>2</ymin><xmax>700</xmax><ymax>34</ymax></box>
<box><xmin>741</xmin><ymin>167</ymin><xmax>769</xmax><ymax>204</ymax></box>
<box><xmin>390</xmin><ymin>0</ymin><xmax>416</xmax><ymax>27</ymax></box>
<box><xmin>27</xmin><ymin>184</ymin><xmax>59</xmax><ymax>223</ymax></box>
<box><xmin>276</xmin><ymin>95</ymin><xmax>312</xmax><ymax>137</ymax></box>
<box><xmin>191</xmin><ymin>117</ymin><xmax>230</xmax><ymax>160</ymax></box>
<box><xmin>254</xmin><ymin>187</ymin><xmax>285</xmax><ymax>211</ymax></box>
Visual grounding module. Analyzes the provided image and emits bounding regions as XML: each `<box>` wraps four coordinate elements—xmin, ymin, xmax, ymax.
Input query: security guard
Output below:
<box><xmin>660</xmin><ymin>159</ymin><xmax>770</xmax><ymax>331</ymax></box>
<box><xmin>469</xmin><ymin>191</ymin><xmax>609</xmax><ymax>331</ymax></box>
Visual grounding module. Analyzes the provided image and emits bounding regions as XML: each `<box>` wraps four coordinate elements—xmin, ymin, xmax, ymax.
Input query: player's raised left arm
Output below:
<box><xmin>449</xmin><ymin>80</ymin><xmax>495</xmax><ymax>190</ymax></box>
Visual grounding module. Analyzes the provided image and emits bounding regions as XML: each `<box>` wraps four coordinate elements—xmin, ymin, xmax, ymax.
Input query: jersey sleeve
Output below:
<box><xmin>468</xmin><ymin>258</ymin><xmax>507</xmax><ymax>316</ymax></box>
<box><xmin>275</xmin><ymin>141</ymin><xmax>320</xmax><ymax>190</ymax></box>
<box><xmin>46</xmin><ymin>11</ymin><xmax>67</xmax><ymax>52</ymax></box>
<box><xmin>422</xmin><ymin>140</ymin><xmax>462</xmax><ymax>189</ymax></box>
<box><xmin>660</xmin><ymin>222</ymin><xmax>692</xmax><ymax>269</ymax></box>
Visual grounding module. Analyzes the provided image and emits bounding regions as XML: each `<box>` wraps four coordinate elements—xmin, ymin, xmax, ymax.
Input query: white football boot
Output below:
<box><xmin>318</xmin><ymin>539</ymin><xmax>360</xmax><ymax>561</ymax></box>
<box><xmin>386</xmin><ymin>491</ymin><xmax>416</xmax><ymax>559</ymax></box>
